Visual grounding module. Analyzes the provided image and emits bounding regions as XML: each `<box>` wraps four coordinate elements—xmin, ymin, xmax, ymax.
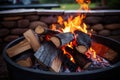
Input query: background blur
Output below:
<box><xmin>0</xmin><ymin>0</ymin><xmax>120</xmax><ymax>10</ymax></box>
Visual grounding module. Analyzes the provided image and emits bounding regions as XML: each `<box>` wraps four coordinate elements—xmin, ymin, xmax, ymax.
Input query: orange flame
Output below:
<box><xmin>56</xmin><ymin>0</ymin><xmax>91</xmax><ymax>34</ymax></box>
<box><xmin>62</xmin><ymin>47</ymin><xmax>75</xmax><ymax>63</ymax></box>
<box><xmin>58</xmin><ymin>14</ymin><xmax>88</xmax><ymax>34</ymax></box>
<box><xmin>58</xmin><ymin>16</ymin><xmax>64</xmax><ymax>25</ymax></box>
<box><xmin>76</xmin><ymin>0</ymin><xmax>91</xmax><ymax>10</ymax></box>
<box><xmin>51</xmin><ymin>24</ymin><xmax>57</xmax><ymax>31</ymax></box>
<box><xmin>56</xmin><ymin>0</ymin><xmax>91</xmax><ymax>63</ymax></box>
<box><xmin>89</xmin><ymin>48</ymin><xmax>97</xmax><ymax>59</ymax></box>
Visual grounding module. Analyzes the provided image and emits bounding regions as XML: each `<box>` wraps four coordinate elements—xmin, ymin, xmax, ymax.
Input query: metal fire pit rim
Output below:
<box><xmin>2</xmin><ymin>35</ymin><xmax>120</xmax><ymax>76</ymax></box>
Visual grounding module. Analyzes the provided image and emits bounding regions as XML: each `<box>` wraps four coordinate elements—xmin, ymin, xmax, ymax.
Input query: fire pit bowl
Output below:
<box><xmin>3</xmin><ymin>35</ymin><xmax>120</xmax><ymax>80</ymax></box>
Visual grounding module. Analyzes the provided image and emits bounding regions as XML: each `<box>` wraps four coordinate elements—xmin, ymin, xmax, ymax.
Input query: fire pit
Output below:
<box><xmin>1</xmin><ymin>0</ymin><xmax>120</xmax><ymax>79</ymax></box>
<box><xmin>2</xmin><ymin>34</ymin><xmax>120</xmax><ymax>80</ymax></box>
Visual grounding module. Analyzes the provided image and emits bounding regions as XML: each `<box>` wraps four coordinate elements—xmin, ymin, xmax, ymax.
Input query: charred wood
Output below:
<box><xmin>65</xmin><ymin>46</ymin><xmax>92</xmax><ymax>69</ymax></box>
<box><xmin>50</xmin><ymin>32</ymin><xmax>74</xmax><ymax>48</ymax></box>
<box><xmin>62</xmin><ymin>54</ymin><xmax>78</xmax><ymax>72</ymax></box>
<box><xmin>34</xmin><ymin>41</ymin><xmax>62</xmax><ymax>72</ymax></box>
<box><xmin>74</xmin><ymin>30</ymin><xmax>91</xmax><ymax>54</ymax></box>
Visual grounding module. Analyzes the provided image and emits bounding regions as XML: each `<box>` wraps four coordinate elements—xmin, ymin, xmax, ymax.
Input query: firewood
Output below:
<box><xmin>7</xmin><ymin>29</ymin><xmax>40</xmax><ymax>57</ymax></box>
<box><xmin>65</xmin><ymin>46</ymin><xmax>92</xmax><ymax>69</ymax></box>
<box><xmin>62</xmin><ymin>54</ymin><xmax>78</xmax><ymax>72</ymax></box>
<box><xmin>7</xmin><ymin>39</ymin><xmax>31</xmax><ymax>57</ymax></box>
<box><xmin>75</xmin><ymin>45</ymin><xmax>87</xmax><ymax>54</ymax></box>
<box><xmin>50</xmin><ymin>55</ymin><xmax>62</xmax><ymax>72</ymax></box>
<box><xmin>34</xmin><ymin>41</ymin><xmax>62</xmax><ymax>72</ymax></box>
<box><xmin>35</xmin><ymin>25</ymin><xmax>60</xmax><ymax>35</ymax></box>
<box><xmin>74</xmin><ymin>30</ymin><xmax>91</xmax><ymax>54</ymax></box>
<box><xmin>16</xmin><ymin>57</ymin><xmax>33</xmax><ymax>67</ymax></box>
<box><xmin>50</xmin><ymin>32</ymin><xmax>74</xmax><ymax>48</ymax></box>
<box><xmin>23</xmin><ymin>29</ymin><xmax>40</xmax><ymax>51</ymax></box>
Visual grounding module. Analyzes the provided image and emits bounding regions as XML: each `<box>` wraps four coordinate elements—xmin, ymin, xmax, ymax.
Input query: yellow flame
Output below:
<box><xmin>51</xmin><ymin>24</ymin><xmax>57</xmax><ymax>30</ymax></box>
<box><xmin>76</xmin><ymin>0</ymin><xmax>91</xmax><ymax>10</ymax></box>
<box><xmin>62</xmin><ymin>47</ymin><xmax>75</xmax><ymax>63</ymax></box>
<box><xmin>58</xmin><ymin>16</ymin><xmax>63</xmax><ymax>25</ymax></box>
<box><xmin>61</xmin><ymin>14</ymin><xmax>87</xmax><ymax>34</ymax></box>
<box><xmin>90</xmin><ymin>48</ymin><xmax>97</xmax><ymax>59</ymax></box>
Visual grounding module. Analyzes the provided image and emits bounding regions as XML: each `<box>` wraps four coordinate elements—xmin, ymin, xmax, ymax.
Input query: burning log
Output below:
<box><xmin>65</xmin><ymin>46</ymin><xmax>92</xmax><ymax>69</ymax></box>
<box><xmin>62</xmin><ymin>54</ymin><xmax>78</xmax><ymax>72</ymax></box>
<box><xmin>74</xmin><ymin>30</ymin><xmax>91</xmax><ymax>54</ymax></box>
<box><xmin>34</xmin><ymin>41</ymin><xmax>62</xmax><ymax>72</ymax></box>
<box><xmin>35</xmin><ymin>25</ymin><xmax>60</xmax><ymax>35</ymax></box>
<box><xmin>7</xmin><ymin>29</ymin><xmax>40</xmax><ymax>57</ymax></box>
<box><xmin>50</xmin><ymin>32</ymin><xmax>74</xmax><ymax>48</ymax></box>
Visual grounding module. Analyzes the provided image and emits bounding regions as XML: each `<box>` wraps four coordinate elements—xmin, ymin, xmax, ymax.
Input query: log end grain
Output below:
<box><xmin>50</xmin><ymin>37</ymin><xmax>60</xmax><ymax>48</ymax></box>
<box><xmin>35</xmin><ymin>25</ymin><xmax>45</xmax><ymax>34</ymax></box>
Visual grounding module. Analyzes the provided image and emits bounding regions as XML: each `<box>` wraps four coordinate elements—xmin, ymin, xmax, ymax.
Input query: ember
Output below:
<box><xmin>6</xmin><ymin>0</ymin><xmax>118</xmax><ymax>73</ymax></box>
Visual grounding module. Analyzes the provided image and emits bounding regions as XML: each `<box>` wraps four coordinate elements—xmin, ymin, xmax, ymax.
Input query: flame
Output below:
<box><xmin>59</xmin><ymin>0</ymin><xmax>91</xmax><ymax>63</ymax></box>
<box><xmin>53</xmin><ymin>0</ymin><xmax>91</xmax><ymax>64</ymax></box>
<box><xmin>76</xmin><ymin>0</ymin><xmax>91</xmax><ymax>10</ymax></box>
<box><xmin>56</xmin><ymin>0</ymin><xmax>91</xmax><ymax>34</ymax></box>
<box><xmin>89</xmin><ymin>48</ymin><xmax>97</xmax><ymax>59</ymax></box>
<box><xmin>62</xmin><ymin>47</ymin><xmax>75</xmax><ymax>63</ymax></box>
<box><xmin>51</xmin><ymin>24</ymin><xmax>57</xmax><ymax>31</ymax></box>
<box><xmin>85</xmin><ymin>48</ymin><xmax>97</xmax><ymax>60</ymax></box>
<box><xmin>58</xmin><ymin>14</ymin><xmax>88</xmax><ymax>34</ymax></box>
<box><xmin>58</xmin><ymin>16</ymin><xmax>64</xmax><ymax>25</ymax></box>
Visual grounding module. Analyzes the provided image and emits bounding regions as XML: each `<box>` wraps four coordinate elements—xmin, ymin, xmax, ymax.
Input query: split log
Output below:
<box><xmin>23</xmin><ymin>29</ymin><xmax>40</xmax><ymax>51</ymax></box>
<box><xmin>15</xmin><ymin>50</ymin><xmax>33</xmax><ymax>67</ymax></box>
<box><xmin>7</xmin><ymin>29</ymin><xmax>40</xmax><ymax>57</ymax></box>
<box><xmin>16</xmin><ymin>57</ymin><xmax>33</xmax><ymax>67</ymax></box>
<box><xmin>65</xmin><ymin>46</ymin><xmax>92</xmax><ymax>69</ymax></box>
<box><xmin>7</xmin><ymin>39</ymin><xmax>31</xmax><ymax>57</ymax></box>
<box><xmin>74</xmin><ymin>30</ymin><xmax>91</xmax><ymax>54</ymax></box>
<box><xmin>35</xmin><ymin>25</ymin><xmax>60</xmax><ymax>35</ymax></box>
<box><xmin>50</xmin><ymin>32</ymin><xmax>74</xmax><ymax>48</ymax></box>
<box><xmin>34</xmin><ymin>41</ymin><xmax>62</xmax><ymax>72</ymax></box>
